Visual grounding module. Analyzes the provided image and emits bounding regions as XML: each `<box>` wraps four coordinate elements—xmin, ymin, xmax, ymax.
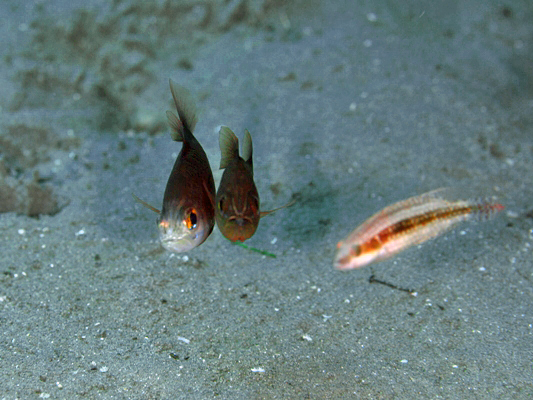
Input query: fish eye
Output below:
<box><xmin>351</xmin><ymin>245</ymin><xmax>362</xmax><ymax>256</ymax></box>
<box><xmin>185</xmin><ymin>209</ymin><xmax>197</xmax><ymax>230</ymax></box>
<box><xmin>218</xmin><ymin>198</ymin><xmax>224</xmax><ymax>211</ymax></box>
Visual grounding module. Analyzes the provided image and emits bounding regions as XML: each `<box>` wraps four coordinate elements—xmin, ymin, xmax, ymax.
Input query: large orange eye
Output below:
<box><xmin>185</xmin><ymin>210</ymin><xmax>197</xmax><ymax>230</ymax></box>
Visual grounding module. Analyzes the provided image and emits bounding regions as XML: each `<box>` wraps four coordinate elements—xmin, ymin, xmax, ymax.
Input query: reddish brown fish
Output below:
<box><xmin>215</xmin><ymin>127</ymin><xmax>292</xmax><ymax>242</ymax></box>
<box><xmin>134</xmin><ymin>79</ymin><xmax>215</xmax><ymax>252</ymax></box>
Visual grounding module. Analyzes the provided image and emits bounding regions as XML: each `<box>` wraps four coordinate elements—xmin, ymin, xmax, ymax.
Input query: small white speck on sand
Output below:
<box><xmin>251</xmin><ymin>367</ymin><xmax>265</xmax><ymax>373</ymax></box>
<box><xmin>302</xmin><ymin>334</ymin><xmax>312</xmax><ymax>342</ymax></box>
<box><xmin>100</xmin><ymin>366</ymin><xmax>108</xmax><ymax>372</ymax></box>
<box><xmin>18</xmin><ymin>229</ymin><xmax>26</xmax><ymax>235</ymax></box>
<box><xmin>177</xmin><ymin>336</ymin><xmax>190</xmax><ymax>344</ymax></box>
<box><xmin>366</xmin><ymin>13</ymin><xmax>377</xmax><ymax>22</ymax></box>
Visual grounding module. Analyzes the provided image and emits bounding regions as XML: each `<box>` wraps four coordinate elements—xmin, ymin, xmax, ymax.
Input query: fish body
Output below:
<box><xmin>334</xmin><ymin>189</ymin><xmax>504</xmax><ymax>270</ymax></box>
<box><xmin>157</xmin><ymin>79</ymin><xmax>216</xmax><ymax>252</ymax></box>
<box><xmin>215</xmin><ymin>127</ymin><xmax>261</xmax><ymax>242</ymax></box>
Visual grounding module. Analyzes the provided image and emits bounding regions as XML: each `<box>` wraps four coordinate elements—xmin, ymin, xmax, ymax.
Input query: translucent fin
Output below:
<box><xmin>132</xmin><ymin>193</ymin><xmax>160</xmax><ymax>214</ymax></box>
<box><xmin>260</xmin><ymin>199</ymin><xmax>296</xmax><ymax>218</ymax></box>
<box><xmin>168</xmin><ymin>79</ymin><xmax>198</xmax><ymax>133</ymax></box>
<box><xmin>166</xmin><ymin>111</ymin><xmax>184</xmax><ymax>142</ymax></box>
<box><xmin>242</xmin><ymin>129</ymin><xmax>253</xmax><ymax>170</ymax></box>
<box><xmin>219</xmin><ymin>126</ymin><xmax>240</xmax><ymax>169</ymax></box>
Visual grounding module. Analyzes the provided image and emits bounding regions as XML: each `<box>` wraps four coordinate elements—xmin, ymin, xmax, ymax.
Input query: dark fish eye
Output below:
<box><xmin>185</xmin><ymin>209</ymin><xmax>197</xmax><ymax>230</ymax></box>
<box><xmin>351</xmin><ymin>244</ymin><xmax>362</xmax><ymax>256</ymax></box>
<box><xmin>218</xmin><ymin>198</ymin><xmax>224</xmax><ymax>211</ymax></box>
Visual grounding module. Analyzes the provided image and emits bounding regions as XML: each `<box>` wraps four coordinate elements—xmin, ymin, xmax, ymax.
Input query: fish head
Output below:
<box><xmin>158</xmin><ymin>205</ymin><xmax>214</xmax><ymax>252</ymax></box>
<box><xmin>215</xmin><ymin>189</ymin><xmax>260</xmax><ymax>242</ymax></box>
<box><xmin>334</xmin><ymin>241</ymin><xmax>379</xmax><ymax>270</ymax></box>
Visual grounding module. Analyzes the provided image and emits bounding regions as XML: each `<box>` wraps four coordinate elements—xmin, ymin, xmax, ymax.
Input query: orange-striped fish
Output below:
<box><xmin>215</xmin><ymin>127</ymin><xmax>293</xmax><ymax>242</ymax></box>
<box><xmin>334</xmin><ymin>189</ymin><xmax>504</xmax><ymax>270</ymax></box>
<box><xmin>133</xmin><ymin>79</ymin><xmax>215</xmax><ymax>252</ymax></box>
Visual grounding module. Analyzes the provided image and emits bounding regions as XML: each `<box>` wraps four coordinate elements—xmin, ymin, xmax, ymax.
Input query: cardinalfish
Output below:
<box><xmin>334</xmin><ymin>189</ymin><xmax>504</xmax><ymax>270</ymax></box>
<box><xmin>215</xmin><ymin>126</ymin><xmax>294</xmax><ymax>242</ymax></box>
<box><xmin>133</xmin><ymin>79</ymin><xmax>215</xmax><ymax>252</ymax></box>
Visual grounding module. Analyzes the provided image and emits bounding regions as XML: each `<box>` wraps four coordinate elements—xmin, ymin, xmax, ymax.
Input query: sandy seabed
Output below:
<box><xmin>1</xmin><ymin>0</ymin><xmax>532</xmax><ymax>398</ymax></box>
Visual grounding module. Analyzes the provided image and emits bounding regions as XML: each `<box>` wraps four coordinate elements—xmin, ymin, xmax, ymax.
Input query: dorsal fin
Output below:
<box><xmin>242</xmin><ymin>129</ymin><xmax>253</xmax><ymax>172</ymax></box>
<box><xmin>219</xmin><ymin>126</ymin><xmax>240</xmax><ymax>169</ymax></box>
<box><xmin>168</xmin><ymin>79</ymin><xmax>198</xmax><ymax>133</ymax></box>
<box><xmin>166</xmin><ymin>111</ymin><xmax>184</xmax><ymax>142</ymax></box>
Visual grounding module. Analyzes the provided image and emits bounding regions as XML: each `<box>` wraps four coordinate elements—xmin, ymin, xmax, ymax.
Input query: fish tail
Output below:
<box><xmin>167</xmin><ymin>79</ymin><xmax>198</xmax><ymax>141</ymax></box>
<box><xmin>219</xmin><ymin>126</ymin><xmax>240</xmax><ymax>169</ymax></box>
<box><xmin>471</xmin><ymin>199</ymin><xmax>505</xmax><ymax>221</ymax></box>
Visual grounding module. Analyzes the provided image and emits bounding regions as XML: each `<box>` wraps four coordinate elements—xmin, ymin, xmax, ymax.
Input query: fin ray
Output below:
<box><xmin>260</xmin><ymin>199</ymin><xmax>296</xmax><ymax>218</ymax></box>
<box><xmin>242</xmin><ymin>129</ymin><xmax>253</xmax><ymax>171</ymax></box>
<box><xmin>132</xmin><ymin>193</ymin><xmax>161</xmax><ymax>214</ymax></box>
<box><xmin>166</xmin><ymin>111</ymin><xmax>184</xmax><ymax>142</ymax></box>
<box><xmin>219</xmin><ymin>126</ymin><xmax>240</xmax><ymax>169</ymax></box>
<box><xmin>168</xmin><ymin>79</ymin><xmax>198</xmax><ymax>133</ymax></box>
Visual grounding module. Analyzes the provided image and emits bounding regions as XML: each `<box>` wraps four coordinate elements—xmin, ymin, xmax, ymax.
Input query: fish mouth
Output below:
<box><xmin>227</xmin><ymin>216</ymin><xmax>254</xmax><ymax>226</ymax></box>
<box><xmin>159</xmin><ymin>223</ymin><xmax>200</xmax><ymax>253</ymax></box>
<box><xmin>160</xmin><ymin>235</ymin><xmax>196</xmax><ymax>252</ymax></box>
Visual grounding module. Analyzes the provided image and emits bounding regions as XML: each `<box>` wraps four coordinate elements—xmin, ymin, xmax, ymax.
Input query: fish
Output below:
<box><xmin>215</xmin><ymin>126</ymin><xmax>294</xmax><ymax>242</ymax></box>
<box><xmin>133</xmin><ymin>79</ymin><xmax>216</xmax><ymax>252</ymax></box>
<box><xmin>334</xmin><ymin>188</ymin><xmax>504</xmax><ymax>270</ymax></box>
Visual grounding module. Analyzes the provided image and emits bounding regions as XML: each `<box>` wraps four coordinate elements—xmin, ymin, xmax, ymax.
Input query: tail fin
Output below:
<box><xmin>472</xmin><ymin>199</ymin><xmax>504</xmax><ymax>221</ymax></box>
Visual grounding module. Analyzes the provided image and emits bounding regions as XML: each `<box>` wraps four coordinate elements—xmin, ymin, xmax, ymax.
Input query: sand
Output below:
<box><xmin>1</xmin><ymin>0</ymin><xmax>532</xmax><ymax>398</ymax></box>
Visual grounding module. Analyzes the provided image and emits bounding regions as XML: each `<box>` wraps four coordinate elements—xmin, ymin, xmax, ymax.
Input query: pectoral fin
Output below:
<box><xmin>132</xmin><ymin>193</ymin><xmax>160</xmax><ymax>214</ymax></box>
<box><xmin>260</xmin><ymin>199</ymin><xmax>296</xmax><ymax>218</ymax></box>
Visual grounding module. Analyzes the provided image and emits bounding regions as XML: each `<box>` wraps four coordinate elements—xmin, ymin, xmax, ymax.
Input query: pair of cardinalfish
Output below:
<box><xmin>133</xmin><ymin>80</ymin><xmax>292</xmax><ymax>253</ymax></box>
<box><xmin>334</xmin><ymin>188</ymin><xmax>504</xmax><ymax>270</ymax></box>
